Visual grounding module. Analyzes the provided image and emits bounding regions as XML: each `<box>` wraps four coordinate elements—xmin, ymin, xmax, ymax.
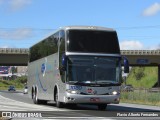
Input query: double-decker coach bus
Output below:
<box><xmin>28</xmin><ymin>26</ymin><xmax>129</xmax><ymax>110</ymax></box>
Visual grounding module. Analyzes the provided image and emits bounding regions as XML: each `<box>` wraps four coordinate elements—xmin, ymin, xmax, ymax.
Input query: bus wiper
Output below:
<box><xmin>68</xmin><ymin>81</ymin><xmax>79</xmax><ymax>84</ymax></box>
<box><xmin>68</xmin><ymin>81</ymin><xmax>85</xmax><ymax>85</ymax></box>
<box><xmin>83</xmin><ymin>81</ymin><xmax>96</xmax><ymax>84</ymax></box>
<box><xmin>96</xmin><ymin>81</ymin><xmax>118</xmax><ymax>84</ymax></box>
<box><xmin>68</xmin><ymin>81</ymin><xmax>97</xmax><ymax>85</ymax></box>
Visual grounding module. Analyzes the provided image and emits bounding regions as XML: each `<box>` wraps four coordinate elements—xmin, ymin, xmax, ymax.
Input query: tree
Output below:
<box><xmin>134</xmin><ymin>67</ymin><xmax>145</xmax><ymax>80</ymax></box>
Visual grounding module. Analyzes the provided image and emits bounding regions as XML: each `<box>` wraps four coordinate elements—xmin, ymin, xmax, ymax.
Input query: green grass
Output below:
<box><xmin>0</xmin><ymin>76</ymin><xmax>27</xmax><ymax>90</ymax></box>
<box><xmin>126</xmin><ymin>67</ymin><xmax>158</xmax><ymax>88</ymax></box>
<box><xmin>121</xmin><ymin>67</ymin><xmax>160</xmax><ymax>106</ymax></box>
<box><xmin>121</xmin><ymin>90</ymin><xmax>160</xmax><ymax>106</ymax></box>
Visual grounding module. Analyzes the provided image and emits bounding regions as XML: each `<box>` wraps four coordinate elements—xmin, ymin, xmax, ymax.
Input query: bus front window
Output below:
<box><xmin>95</xmin><ymin>57</ymin><xmax>120</xmax><ymax>84</ymax></box>
<box><xmin>67</xmin><ymin>56</ymin><xmax>94</xmax><ymax>83</ymax></box>
<box><xmin>67</xmin><ymin>56</ymin><xmax>121</xmax><ymax>84</ymax></box>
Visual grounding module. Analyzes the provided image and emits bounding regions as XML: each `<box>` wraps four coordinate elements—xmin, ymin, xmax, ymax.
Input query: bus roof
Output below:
<box><xmin>60</xmin><ymin>26</ymin><xmax>115</xmax><ymax>31</ymax></box>
<box><xmin>30</xmin><ymin>25</ymin><xmax>116</xmax><ymax>48</ymax></box>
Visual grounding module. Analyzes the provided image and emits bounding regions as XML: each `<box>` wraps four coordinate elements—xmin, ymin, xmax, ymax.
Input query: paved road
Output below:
<box><xmin>0</xmin><ymin>90</ymin><xmax>160</xmax><ymax>119</ymax></box>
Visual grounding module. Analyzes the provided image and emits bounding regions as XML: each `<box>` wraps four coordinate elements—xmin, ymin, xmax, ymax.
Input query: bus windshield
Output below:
<box><xmin>67</xmin><ymin>30</ymin><xmax>120</xmax><ymax>54</ymax></box>
<box><xmin>67</xmin><ymin>56</ymin><xmax>121</xmax><ymax>84</ymax></box>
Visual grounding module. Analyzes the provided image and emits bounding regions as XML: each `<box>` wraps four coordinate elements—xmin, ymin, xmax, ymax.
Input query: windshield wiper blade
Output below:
<box><xmin>73</xmin><ymin>80</ymin><xmax>96</xmax><ymax>83</ymax></box>
<box><xmin>68</xmin><ymin>81</ymin><xmax>79</xmax><ymax>84</ymax></box>
<box><xmin>68</xmin><ymin>81</ymin><xmax>86</xmax><ymax>85</ymax></box>
<box><xmin>96</xmin><ymin>81</ymin><xmax>118</xmax><ymax>84</ymax></box>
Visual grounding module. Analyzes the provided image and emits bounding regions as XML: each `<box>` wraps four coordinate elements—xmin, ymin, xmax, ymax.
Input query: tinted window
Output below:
<box><xmin>67</xmin><ymin>56</ymin><xmax>121</xmax><ymax>83</ymax></box>
<box><xmin>29</xmin><ymin>32</ymin><xmax>59</xmax><ymax>62</ymax></box>
<box><xmin>59</xmin><ymin>30</ymin><xmax>65</xmax><ymax>56</ymax></box>
<box><xmin>67</xmin><ymin>30</ymin><xmax>120</xmax><ymax>54</ymax></box>
<box><xmin>59</xmin><ymin>30</ymin><xmax>65</xmax><ymax>83</ymax></box>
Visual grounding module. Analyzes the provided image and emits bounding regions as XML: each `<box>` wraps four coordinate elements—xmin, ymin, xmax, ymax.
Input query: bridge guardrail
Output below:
<box><xmin>121</xmin><ymin>50</ymin><xmax>160</xmax><ymax>55</ymax></box>
<box><xmin>0</xmin><ymin>48</ymin><xmax>29</xmax><ymax>54</ymax></box>
<box><xmin>0</xmin><ymin>48</ymin><xmax>160</xmax><ymax>55</ymax></box>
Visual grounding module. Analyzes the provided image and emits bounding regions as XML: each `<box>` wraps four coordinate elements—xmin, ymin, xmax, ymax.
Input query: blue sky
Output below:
<box><xmin>0</xmin><ymin>0</ymin><xmax>160</xmax><ymax>50</ymax></box>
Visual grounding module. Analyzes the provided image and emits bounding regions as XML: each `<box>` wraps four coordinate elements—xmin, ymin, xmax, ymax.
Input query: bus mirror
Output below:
<box><xmin>123</xmin><ymin>56</ymin><xmax>129</xmax><ymax>73</ymax></box>
<box><xmin>61</xmin><ymin>53</ymin><xmax>67</xmax><ymax>71</ymax></box>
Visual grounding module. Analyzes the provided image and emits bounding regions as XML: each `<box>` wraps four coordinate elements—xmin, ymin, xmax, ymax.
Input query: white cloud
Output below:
<box><xmin>0</xmin><ymin>28</ymin><xmax>33</xmax><ymax>40</ymax></box>
<box><xmin>147</xmin><ymin>44</ymin><xmax>160</xmax><ymax>50</ymax></box>
<box><xmin>0</xmin><ymin>0</ymin><xmax>32</xmax><ymax>11</ymax></box>
<box><xmin>142</xmin><ymin>2</ymin><xmax>160</xmax><ymax>16</ymax></box>
<box><xmin>9</xmin><ymin>0</ymin><xmax>32</xmax><ymax>11</ymax></box>
<box><xmin>120</xmin><ymin>40</ymin><xmax>144</xmax><ymax>50</ymax></box>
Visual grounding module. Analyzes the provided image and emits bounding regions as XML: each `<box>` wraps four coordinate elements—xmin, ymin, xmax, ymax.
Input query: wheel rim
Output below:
<box><xmin>35</xmin><ymin>92</ymin><xmax>37</xmax><ymax>102</ymax></box>
<box><xmin>55</xmin><ymin>92</ymin><xmax>58</xmax><ymax>102</ymax></box>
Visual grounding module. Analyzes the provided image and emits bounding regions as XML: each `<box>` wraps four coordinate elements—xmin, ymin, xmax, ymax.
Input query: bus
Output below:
<box><xmin>28</xmin><ymin>26</ymin><xmax>129</xmax><ymax>110</ymax></box>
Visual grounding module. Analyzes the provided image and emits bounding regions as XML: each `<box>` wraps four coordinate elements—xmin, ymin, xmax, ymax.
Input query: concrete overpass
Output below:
<box><xmin>0</xmin><ymin>48</ymin><xmax>160</xmax><ymax>87</ymax></box>
<box><xmin>0</xmin><ymin>48</ymin><xmax>160</xmax><ymax>66</ymax></box>
<box><xmin>121</xmin><ymin>50</ymin><xmax>160</xmax><ymax>66</ymax></box>
<box><xmin>0</xmin><ymin>48</ymin><xmax>28</xmax><ymax>66</ymax></box>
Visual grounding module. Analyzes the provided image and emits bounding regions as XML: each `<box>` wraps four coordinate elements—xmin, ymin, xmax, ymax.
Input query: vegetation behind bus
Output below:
<box><xmin>121</xmin><ymin>67</ymin><xmax>159</xmax><ymax>106</ymax></box>
<box><xmin>121</xmin><ymin>89</ymin><xmax>160</xmax><ymax>106</ymax></box>
<box><xmin>0</xmin><ymin>76</ymin><xmax>27</xmax><ymax>90</ymax></box>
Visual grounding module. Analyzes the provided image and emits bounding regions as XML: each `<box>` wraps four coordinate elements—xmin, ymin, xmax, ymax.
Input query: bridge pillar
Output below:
<box><xmin>158</xmin><ymin>65</ymin><xmax>160</xmax><ymax>87</ymax></box>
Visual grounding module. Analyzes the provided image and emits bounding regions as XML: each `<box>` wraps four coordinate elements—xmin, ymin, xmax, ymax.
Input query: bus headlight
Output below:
<box><xmin>70</xmin><ymin>90</ymin><xmax>78</xmax><ymax>94</ymax></box>
<box><xmin>66</xmin><ymin>89</ymin><xmax>80</xmax><ymax>94</ymax></box>
<box><xmin>112</xmin><ymin>91</ymin><xmax>119</xmax><ymax>95</ymax></box>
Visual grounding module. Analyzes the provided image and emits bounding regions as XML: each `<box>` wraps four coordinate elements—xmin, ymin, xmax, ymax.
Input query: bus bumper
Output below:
<box><xmin>64</xmin><ymin>93</ymin><xmax>120</xmax><ymax>104</ymax></box>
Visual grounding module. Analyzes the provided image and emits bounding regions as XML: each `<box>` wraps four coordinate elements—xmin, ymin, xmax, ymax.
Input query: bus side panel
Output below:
<box><xmin>28</xmin><ymin>53</ymin><xmax>59</xmax><ymax>101</ymax></box>
<box><xmin>28</xmin><ymin>63</ymin><xmax>35</xmax><ymax>99</ymax></box>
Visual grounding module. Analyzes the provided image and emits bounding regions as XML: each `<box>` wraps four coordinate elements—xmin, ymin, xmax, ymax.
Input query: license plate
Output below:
<box><xmin>90</xmin><ymin>98</ymin><xmax>100</xmax><ymax>102</ymax></box>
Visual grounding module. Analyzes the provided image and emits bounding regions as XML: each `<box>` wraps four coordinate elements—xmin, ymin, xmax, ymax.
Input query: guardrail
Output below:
<box><xmin>0</xmin><ymin>48</ymin><xmax>160</xmax><ymax>55</ymax></box>
<box><xmin>121</xmin><ymin>50</ymin><xmax>160</xmax><ymax>55</ymax></box>
<box><xmin>148</xmin><ymin>87</ymin><xmax>160</xmax><ymax>92</ymax></box>
<box><xmin>0</xmin><ymin>48</ymin><xmax>29</xmax><ymax>54</ymax></box>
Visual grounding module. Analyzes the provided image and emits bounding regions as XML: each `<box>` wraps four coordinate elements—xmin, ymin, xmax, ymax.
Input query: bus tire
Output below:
<box><xmin>33</xmin><ymin>88</ymin><xmax>47</xmax><ymax>104</ymax></box>
<box><xmin>97</xmin><ymin>104</ymin><xmax>107</xmax><ymax>110</ymax></box>
<box><xmin>33</xmin><ymin>89</ymin><xmax>39</xmax><ymax>104</ymax></box>
<box><xmin>55</xmin><ymin>91</ymin><xmax>63</xmax><ymax>108</ymax></box>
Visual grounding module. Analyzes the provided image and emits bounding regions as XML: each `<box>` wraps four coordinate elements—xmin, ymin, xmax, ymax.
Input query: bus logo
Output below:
<box><xmin>87</xmin><ymin>88</ymin><xmax>93</xmax><ymax>93</ymax></box>
<box><xmin>41</xmin><ymin>63</ymin><xmax>45</xmax><ymax>74</ymax></box>
<box><xmin>70</xmin><ymin>85</ymin><xmax>82</xmax><ymax>90</ymax></box>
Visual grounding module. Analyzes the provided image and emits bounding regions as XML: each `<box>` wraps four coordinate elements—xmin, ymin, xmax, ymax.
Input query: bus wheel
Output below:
<box><xmin>33</xmin><ymin>89</ymin><xmax>47</xmax><ymax>104</ymax></box>
<box><xmin>33</xmin><ymin>90</ymin><xmax>39</xmax><ymax>104</ymax></box>
<box><xmin>55</xmin><ymin>91</ymin><xmax>63</xmax><ymax>108</ymax></box>
<box><xmin>97</xmin><ymin>104</ymin><xmax>107</xmax><ymax>110</ymax></box>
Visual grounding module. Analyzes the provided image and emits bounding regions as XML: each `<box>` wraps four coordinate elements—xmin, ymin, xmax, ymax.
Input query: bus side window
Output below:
<box><xmin>29</xmin><ymin>32</ymin><xmax>58</xmax><ymax>62</ymax></box>
<box><xmin>59</xmin><ymin>30</ymin><xmax>65</xmax><ymax>83</ymax></box>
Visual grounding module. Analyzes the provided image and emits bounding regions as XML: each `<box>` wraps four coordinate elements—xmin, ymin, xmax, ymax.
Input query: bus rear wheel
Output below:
<box><xmin>55</xmin><ymin>91</ymin><xmax>63</xmax><ymax>108</ymax></box>
<box><xmin>33</xmin><ymin>90</ymin><xmax>39</xmax><ymax>104</ymax></box>
<box><xmin>97</xmin><ymin>104</ymin><xmax>107</xmax><ymax>110</ymax></box>
<box><xmin>33</xmin><ymin>89</ymin><xmax>47</xmax><ymax>104</ymax></box>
